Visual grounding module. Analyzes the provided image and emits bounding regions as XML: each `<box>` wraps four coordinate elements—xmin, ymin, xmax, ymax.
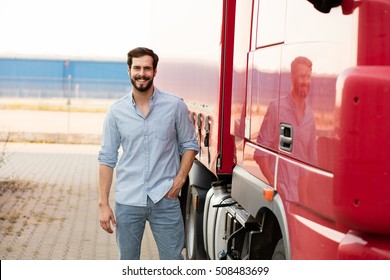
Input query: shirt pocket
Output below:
<box><xmin>153</xmin><ymin>117</ymin><xmax>174</xmax><ymax>141</ymax></box>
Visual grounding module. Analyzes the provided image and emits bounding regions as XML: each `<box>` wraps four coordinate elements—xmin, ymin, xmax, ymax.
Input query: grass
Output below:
<box><xmin>0</xmin><ymin>179</ymin><xmax>33</xmax><ymax>236</ymax></box>
<box><xmin>0</xmin><ymin>179</ymin><xmax>63</xmax><ymax>237</ymax></box>
<box><xmin>0</xmin><ymin>179</ymin><xmax>33</xmax><ymax>194</ymax></box>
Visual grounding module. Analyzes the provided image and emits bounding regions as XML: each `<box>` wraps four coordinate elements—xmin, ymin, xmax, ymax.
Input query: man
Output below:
<box><xmin>98</xmin><ymin>47</ymin><xmax>199</xmax><ymax>260</ymax></box>
<box><xmin>254</xmin><ymin>56</ymin><xmax>317</xmax><ymax>200</ymax></box>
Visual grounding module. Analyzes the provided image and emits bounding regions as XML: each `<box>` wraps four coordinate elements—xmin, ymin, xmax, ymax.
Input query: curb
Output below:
<box><xmin>0</xmin><ymin>131</ymin><xmax>101</xmax><ymax>145</ymax></box>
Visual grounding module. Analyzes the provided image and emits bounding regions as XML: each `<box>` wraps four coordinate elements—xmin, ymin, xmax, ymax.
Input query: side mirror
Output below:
<box><xmin>307</xmin><ymin>0</ymin><xmax>359</xmax><ymax>15</ymax></box>
<box><xmin>307</xmin><ymin>0</ymin><xmax>342</xmax><ymax>13</ymax></box>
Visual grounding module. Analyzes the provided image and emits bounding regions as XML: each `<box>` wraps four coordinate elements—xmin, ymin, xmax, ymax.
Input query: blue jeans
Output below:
<box><xmin>115</xmin><ymin>197</ymin><xmax>184</xmax><ymax>260</ymax></box>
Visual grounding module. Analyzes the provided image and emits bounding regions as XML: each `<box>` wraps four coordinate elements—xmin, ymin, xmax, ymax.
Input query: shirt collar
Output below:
<box><xmin>288</xmin><ymin>92</ymin><xmax>307</xmax><ymax>112</ymax></box>
<box><xmin>130</xmin><ymin>87</ymin><xmax>159</xmax><ymax>107</ymax></box>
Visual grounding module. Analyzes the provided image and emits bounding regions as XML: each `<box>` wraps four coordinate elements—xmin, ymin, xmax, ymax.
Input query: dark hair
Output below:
<box><xmin>127</xmin><ymin>47</ymin><xmax>159</xmax><ymax>70</ymax></box>
<box><xmin>291</xmin><ymin>56</ymin><xmax>312</xmax><ymax>74</ymax></box>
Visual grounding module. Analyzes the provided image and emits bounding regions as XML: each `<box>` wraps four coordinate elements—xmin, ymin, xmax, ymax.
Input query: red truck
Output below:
<box><xmin>178</xmin><ymin>0</ymin><xmax>390</xmax><ymax>260</ymax></box>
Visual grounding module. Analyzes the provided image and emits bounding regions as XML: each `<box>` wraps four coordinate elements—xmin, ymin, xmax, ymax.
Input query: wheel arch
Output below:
<box><xmin>255</xmin><ymin>197</ymin><xmax>291</xmax><ymax>260</ymax></box>
<box><xmin>231</xmin><ymin>165</ymin><xmax>291</xmax><ymax>259</ymax></box>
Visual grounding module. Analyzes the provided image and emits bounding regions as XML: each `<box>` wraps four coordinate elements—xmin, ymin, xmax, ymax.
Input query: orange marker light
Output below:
<box><xmin>263</xmin><ymin>188</ymin><xmax>275</xmax><ymax>201</ymax></box>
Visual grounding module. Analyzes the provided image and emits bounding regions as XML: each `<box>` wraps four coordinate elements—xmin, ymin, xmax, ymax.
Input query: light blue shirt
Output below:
<box><xmin>98</xmin><ymin>88</ymin><xmax>199</xmax><ymax>207</ymax></box>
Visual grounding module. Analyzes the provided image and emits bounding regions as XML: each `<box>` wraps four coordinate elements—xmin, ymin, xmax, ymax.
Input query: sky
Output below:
<box><xmin>0</xmin><ymin>0</ymin><xmax>222</xmax><ymax>63</ymax></box>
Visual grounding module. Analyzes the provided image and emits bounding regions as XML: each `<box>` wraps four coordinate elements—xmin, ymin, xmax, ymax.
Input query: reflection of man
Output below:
<box><xmin>255</xmin><ymin>57</ymin><xmax>317</xmax><ymax>200</ymax></box>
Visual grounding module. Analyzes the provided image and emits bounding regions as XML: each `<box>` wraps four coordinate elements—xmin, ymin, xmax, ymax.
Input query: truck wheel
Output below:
<box><xmin>271</xmin><ymin>238</ymin><xmax>286</xmax><ymax>260</ymax></box>
<box><xmin>185</xmin><ymin>185</ymin><xmax>207</xmax><ymax>260</ymax></box>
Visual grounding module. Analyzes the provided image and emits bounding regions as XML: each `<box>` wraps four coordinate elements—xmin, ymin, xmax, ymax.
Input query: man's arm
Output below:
<box><xmin>99</xmin><ymin>164</ymin><xmax>116</xmax><ymax>233</ymax></box>
<box><xmin>166</xmin><ymin>150</ymin><xmax>197</xmax><ymax>199</ymax></box>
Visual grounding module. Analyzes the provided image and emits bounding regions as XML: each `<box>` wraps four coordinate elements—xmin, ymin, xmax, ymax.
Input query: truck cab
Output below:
<box><xmin>184</xmin><ymin>0</ymin><xmax>390</xmax><ymax>260</ymax></box>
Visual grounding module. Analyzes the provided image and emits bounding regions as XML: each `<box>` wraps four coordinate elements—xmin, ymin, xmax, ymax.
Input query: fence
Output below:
<box><xmin>0</xmin><ymin>76</ymin><xmax>130</xmax><ymax>101</ymax></box>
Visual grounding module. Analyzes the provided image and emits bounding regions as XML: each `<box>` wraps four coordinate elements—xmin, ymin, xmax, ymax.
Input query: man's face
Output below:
<box><xmin>128</xmin><ymin>55</ymin><xmax>156</xmax><ymax>92</ymax></box>
<box><xmin>292</xmin><ymin>63</ymin><xmax>311</xmax><ymax>99</ymax></box>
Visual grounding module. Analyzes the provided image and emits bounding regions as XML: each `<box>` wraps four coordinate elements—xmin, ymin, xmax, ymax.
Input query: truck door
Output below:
<box><xmin>246</xmin><ymin>0</ymin><xmax>356</xmax><ymax>207</ymax></box>
<box><xmin>243</xmin><ymin>0</ymin><xmax>287</xmax><ymax>187</ymax></box>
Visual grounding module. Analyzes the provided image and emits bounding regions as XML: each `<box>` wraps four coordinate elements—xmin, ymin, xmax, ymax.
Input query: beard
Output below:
<box><xmin>130</xmin><ymin>75</ymin><xmax>154</xmax><ymax>92</ymax></box>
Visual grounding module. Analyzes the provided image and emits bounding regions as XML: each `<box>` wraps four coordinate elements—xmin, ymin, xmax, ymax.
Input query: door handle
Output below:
<box><xmin>280</xmin><ymin>123</ymin><xmax>293</xmax><ymax>152</ymax></box>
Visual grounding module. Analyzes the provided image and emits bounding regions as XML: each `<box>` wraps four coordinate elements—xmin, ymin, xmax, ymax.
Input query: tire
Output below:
<box><xmin>185</xmin><ymin>185</ymin><xmax>208</xmax><ymax>260</ymax></box>
<box><xmin>271</xmin><ymin>238</ymin><xmax>286</xmax><ymax>260</ymax></box>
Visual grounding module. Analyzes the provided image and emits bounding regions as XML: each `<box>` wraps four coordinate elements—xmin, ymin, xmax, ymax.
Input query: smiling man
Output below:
<box><xmin>98</xmin><ymin>47</ymin><xmax>199</xmax><ymax>260</ymax></box>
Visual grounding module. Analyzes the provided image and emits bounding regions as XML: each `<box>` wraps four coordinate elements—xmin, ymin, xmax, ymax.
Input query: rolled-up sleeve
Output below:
<box><xmin>176</xmin><ymin>100</ymin><xmax>199</xmax><ymax>155</ymax></box>
<box><xmin>98</xmin><ymin>108</ymin><xmax>121</xmax><ymax>168</ymax></box>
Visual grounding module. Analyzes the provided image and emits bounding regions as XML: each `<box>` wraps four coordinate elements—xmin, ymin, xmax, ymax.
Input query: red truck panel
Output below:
<box><xmin>334</xmin><ymin>67</ymin><xmax>390</xmax><ymax>234</ymax></box>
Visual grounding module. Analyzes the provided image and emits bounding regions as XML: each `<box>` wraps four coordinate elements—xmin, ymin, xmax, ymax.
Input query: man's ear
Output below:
<box><xmin>154</xmin><ymin>68</ymin><xmax>157</xmax><ymax>77</ymax></box>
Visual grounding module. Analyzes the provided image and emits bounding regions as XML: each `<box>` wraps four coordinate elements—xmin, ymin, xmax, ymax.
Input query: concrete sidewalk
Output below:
<box><xmin>0</xmin><ymin>142</ymin><xmax>162</xmax><ymax>259</ymax></box>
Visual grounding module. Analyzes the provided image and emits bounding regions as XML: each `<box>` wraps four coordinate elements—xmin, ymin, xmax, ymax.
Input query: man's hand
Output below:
<box><xmin>166</xmin><ymin>150</ymin><xmax>196</xmax><ymax>199</ymax></box>
<box><xmin>99</xmin><ymin>204</ymin><xmax>116</xmax><ymax>234</ymax></box>
<box><xmin>166</xmin><ymin>176</ymin><xmax>185</xmax><ymax>199</ymax></box>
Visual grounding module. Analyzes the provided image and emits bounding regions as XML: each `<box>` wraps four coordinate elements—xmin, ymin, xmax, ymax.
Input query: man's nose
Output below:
<box><xmin>138</xmin><ymin>68</ymin><xmax>145</xmax><ymax>75</ymax></box>
<box><xmin>140</xmin><ymin>68</ymin><xmax>150</xmax><ymax>76</ymax></box>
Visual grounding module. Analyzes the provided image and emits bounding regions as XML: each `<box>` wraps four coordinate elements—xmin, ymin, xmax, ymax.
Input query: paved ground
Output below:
<box><xmin>0</xmin><ymin>104</ymin><xmax>163</xmax><ymax>260</ymax></box>
<box><xmin>0</xmin><ymin>143</ymin><xmax>160</xmax><ymax>260</ymax></box>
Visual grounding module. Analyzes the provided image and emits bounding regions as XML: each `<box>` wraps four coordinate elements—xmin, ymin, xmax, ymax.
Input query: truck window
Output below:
<box><xmin>250</xmin><ymin>0</ymin><xmax>356</xmax><ymax>171</ymax></box>
<box><xmin>256</xmin><ymin>0</ymin><xmax>287</xmax><ymax>48</ymax></box>
<box><xmin>247</xmin><ymin>0</ymin><xmax>356</xmax><ymax>189</ymax></box>
<box><xmin>280</xmin><ymin>0</ymin><xmax>356</xmax><ymax>172</ymax></box>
